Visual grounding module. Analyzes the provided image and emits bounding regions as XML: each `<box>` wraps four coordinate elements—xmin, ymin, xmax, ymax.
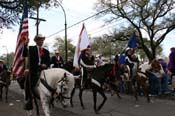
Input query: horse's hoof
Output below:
<box><xmin>82</xmin><ymin>106</ymin><xmax>85</xmax><ymax>110</ymax></box>
<box><xmin>26</xmin><ymin>110</ymin><xmax>33</xmax><ymax>116</ymax></box>
<box><xmin>118</xmin><ymin>95</ymin><xmax>121</xmax><ymax>99</ymax></box>
<box><xmin>95</xmin><ymin>110</ymin><xmax>100</xmax><ymax>114</ymax></box>
<box><xmin>63</xmin><ymin>105</ymin><xmax>67</xmax><ymax>108</ymax></box>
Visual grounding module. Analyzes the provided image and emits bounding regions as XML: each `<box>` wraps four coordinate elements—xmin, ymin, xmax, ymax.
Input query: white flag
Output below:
<box><xmin>73</xmin><ymin>23</ymin><xmax>90</xmax><ymax>67</ymax></box>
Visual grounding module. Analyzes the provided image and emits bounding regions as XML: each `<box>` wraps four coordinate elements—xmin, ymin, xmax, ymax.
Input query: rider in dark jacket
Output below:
<box><xmin>78</xmin><ymin>46</ymin><xmax>96</xmax><ymax>88</ymax></box>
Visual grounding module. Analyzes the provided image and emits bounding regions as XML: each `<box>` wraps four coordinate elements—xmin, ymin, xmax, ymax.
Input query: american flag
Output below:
<box><xmin>12</xmin><ymin>4</ymin><xmax>28</xmax><ymax>77</ymax></box>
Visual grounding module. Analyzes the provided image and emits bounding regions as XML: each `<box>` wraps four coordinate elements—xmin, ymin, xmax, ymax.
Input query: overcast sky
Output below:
<box><xmin>0</xmin><ymin>0</ymin><xmax>174</xmax><ymax>57</ymax></box>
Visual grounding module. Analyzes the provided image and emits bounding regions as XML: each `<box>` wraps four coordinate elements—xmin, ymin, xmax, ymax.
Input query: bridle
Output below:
<box><xmin>40</xmin><ymin>71</ymin><xmax>71</xmax><ymax>105</ymax></box>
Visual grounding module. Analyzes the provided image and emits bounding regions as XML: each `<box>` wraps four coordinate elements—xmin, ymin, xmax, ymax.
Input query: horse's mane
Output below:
<box><xmin>93</xmin><ymin>63</ymin><xmax>114</xmax><ymax>77</ymax></box>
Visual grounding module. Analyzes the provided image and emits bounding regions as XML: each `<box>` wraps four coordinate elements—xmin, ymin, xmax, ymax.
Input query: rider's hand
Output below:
<box><xmin>40</xmin><ymin>64</ymin><xmax>47</xmax><ymax>68</ymax></box>
<box><xmin>94</xmin><ymin>65</ymin><xmax>96</xmax><ymax>68</ymax></box>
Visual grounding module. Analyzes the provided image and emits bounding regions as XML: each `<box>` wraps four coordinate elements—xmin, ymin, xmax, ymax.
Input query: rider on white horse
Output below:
<box><xmin>22</xmin><ymin>34</ymin><xmax>51</xmax><ymax>111</ymax></box>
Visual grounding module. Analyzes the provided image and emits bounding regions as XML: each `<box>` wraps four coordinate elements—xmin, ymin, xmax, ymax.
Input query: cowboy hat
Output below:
<box><xmin>0</xmin><ymin>59</ymin><xmax>4</xmax><ymax>63</ymax></box>
<box><xmin>125</xmin><ymin>47</ymin><xmax>132</xmax><ymax>53</ymax></box>
<box><xmin>34</xmin><ymin>34</ymin><xmax>45</xmax><ymax>41</ymax></box>
<box><xmin>81</xmin><ymin>45</ymin><xmax>91</xmax><ymax>51</ymax></box>
<box><xmin>55</xmin><ymin>50</ymin><xmax>60</xmax><ymax>54</ymax></box>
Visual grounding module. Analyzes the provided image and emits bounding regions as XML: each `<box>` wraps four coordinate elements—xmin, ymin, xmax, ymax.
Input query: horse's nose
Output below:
<box><xmin>63</xmin><ymin>88</ymin><xmax>68</xmax><ymax>91</ymax></box>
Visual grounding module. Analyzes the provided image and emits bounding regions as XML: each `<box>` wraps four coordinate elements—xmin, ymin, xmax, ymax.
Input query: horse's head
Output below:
<box><xmin>0</xmin><ymin>70</ymin><xmax>11</xmax><ymax>86</ymax></box>
<box><xmin>55</xmin><ymin>71</ymin><xmax>75</xmax><ymax>107</ymax></box>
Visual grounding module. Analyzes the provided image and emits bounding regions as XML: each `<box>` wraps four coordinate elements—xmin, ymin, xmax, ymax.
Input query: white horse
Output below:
<box><xmin>29</xmin><ymin>68</ymin><xmax>75</xmax><ymax>116</ymax></box>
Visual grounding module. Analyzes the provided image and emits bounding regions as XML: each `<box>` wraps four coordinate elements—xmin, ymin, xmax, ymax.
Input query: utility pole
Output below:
<box><xmin>57</xmin><ymin>2</ymin><xmax>68</xmax><ymax>63</ymax></box>
<box><xmin>29</xmin><ymin>2</ymin><xmax>46</xmax><ymax>36</ymax></box>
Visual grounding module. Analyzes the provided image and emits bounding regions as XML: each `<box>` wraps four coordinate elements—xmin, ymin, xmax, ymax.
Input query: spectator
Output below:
<box><xmin>148</xmin><ymin>59</ymin><xmax>164</xmax><ymax>96</ymax></box>
<box><xmin>96</xmin><ymin>55</ymin><xmax>104</xmax><ymax>67</ymax></box>
<box><xmin>167</xmin><ymin>47</ymin><xmax>175</xmax><ymax>96</ymax></box>
<box><xmin>51</xmin><ymin>50</ymin><xmax>64</xmax><ymax>68</ymax></box>
<box><xmin>158</xmin><ymin>57</ymin><xmax>169</xmax><ymax>94</ymax></box>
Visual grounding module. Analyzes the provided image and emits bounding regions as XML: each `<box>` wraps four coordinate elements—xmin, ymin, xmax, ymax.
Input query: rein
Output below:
<box><xmin>40</xmin><ymin>78</ymin><xmax>57</xmax><ymax>93</ymax></box>
<box><xmin>40</xmin><ymin>71</ymin><xmax>71</xmax><ymax>101</ymax></box>
<box><xmin>58</xmin><ymin>74</ymin><xmax>71</xmax><ymax>100</ymax></box>
<box><xmin>40</xmin><ymin>71</ymin><xmax>57</xmax><ymax>93</ymax></box>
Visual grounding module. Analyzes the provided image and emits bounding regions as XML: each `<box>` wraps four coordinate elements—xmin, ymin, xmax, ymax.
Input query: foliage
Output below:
<box><xmin>91</xmin><ymin>34</ymin><xmax>125</xmax><ymax>59</ymax></box>
<box><xmin>0</xmin><ymin>0</ymin><xmax>62</xmax><ymax>31</ymax></box>
<box><xmin>95</xmin><ymin>0</ymin><xmax>175</xmax><ymax>60</ymax></box>
<box><xmin>0</xmin><ymin>52</ymin><xmax>15</xmax><ymax>68</ymax></box>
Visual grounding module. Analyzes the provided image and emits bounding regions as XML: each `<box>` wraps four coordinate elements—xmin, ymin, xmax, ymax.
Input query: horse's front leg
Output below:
<box><xmin>40</xmin><ymin>92</ymin><xmax>51</xmax><ymax>116</ymax></box>
<box><xmin>111</xmin><ymin>82</ymin><xmax>121</xmax><ymax>99</ymax></box>
<box><xmin>33</xmin><ymin>96</ymin><xmax>40</xmax><ymax>116</ymax></box>
<box><xmin>0</xmin><ymin>85</ymin><xmax>2</xmax><ymax>101</ymax></box>
<box><xmin>70</xmin><ymin>87</ymin><xmax>75</xmax><ymax>107</ymax></box>
<box><xmin>92</xmin><ymin>89</ymin><xmax>98</xmax><ymax>113</ymax></box>
<box><xmin>143</xmin><ymin>84</ymin><xmax>150</xmax><ymax>102</ymax></box>
<box><xmin>133</xmin><ymin>83</ymin><xmax>139</xmax><ymax>101</ymax></box>
<box><xmin>98</xmin><ymin>88</ymin><xmax>107</xmax><ymax>111</ymax></box>
<box><xmin>5</xmin><ymin>86</ymin><xmax>8</xmax><ymax>103</ymax></box>
<box><xmin>94</xmin><ymin>86</ymin><xmax>107</xmax><ymax>113</ymax></box>
<box><xmin>79</xmin><ymin>88</ymin><xmax>85</xmax><ymax>109</ymax></box>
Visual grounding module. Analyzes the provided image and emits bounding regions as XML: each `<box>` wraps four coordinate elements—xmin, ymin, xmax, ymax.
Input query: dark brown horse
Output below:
<box><xmin>0</xmin><ymin>70</ymin><xmax>11</xmax><ymax>102</ymax></box>
<box><xmin>71</xmin><ymin>64</ymin><xmax>120</xmax><ymax>114</ymax></box>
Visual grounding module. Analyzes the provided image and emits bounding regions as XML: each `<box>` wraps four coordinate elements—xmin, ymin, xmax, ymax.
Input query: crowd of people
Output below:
<box><xmin>1</xmin><ymin>33</ymin><xmax>175</xmax><ymax>112</ymax></box>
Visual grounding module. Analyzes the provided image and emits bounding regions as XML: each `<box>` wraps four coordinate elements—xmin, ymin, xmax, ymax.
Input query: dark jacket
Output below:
<box><xmin>51</xmin><ymin>55</ymin><xmax>64</xmax><ymax>68</ymax></box>
<box><xmin>78</xmin><ymin>52</ymin><xmax>95</xmax><ymax>69</ymax></box>
<box><xmin>0</xmin><ymin>64</ymin><xmax>8</xmax><ymax>73</ymax></box>
<box><xmin>23</xmin><ymin>45</ymin><xmax>50</xmax><ymax>76</ymax></box>
<box><xmin>168</xmin><ymin>51</ymin><xmax>175</xmax><ymax>73</ymax></box>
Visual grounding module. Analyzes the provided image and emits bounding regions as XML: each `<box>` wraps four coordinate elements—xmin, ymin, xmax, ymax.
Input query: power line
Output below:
<box><xmin>68</xmin><ymin>18</ymin><xmax>126</xmax><ymax>40</ymax></box>
<box><xmin>46</xmin><ymin>6</ymin><xmax>115</xmax><ymax>38</ymax></box>
<box><xmin>46</xmin><ymin>4</ymin><xmax>133</xmax><ymax>39</ymax></box>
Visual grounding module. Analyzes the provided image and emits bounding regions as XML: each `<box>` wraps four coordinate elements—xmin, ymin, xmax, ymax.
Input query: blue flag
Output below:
<box><xmin>128</xmin><ymin>32</ymin><xmax>137</xmax><ymax>48</ymax></box>
<box><xmin>119</xmin><ymin>54</ymin><xmax>126</xmax><ymax>64</ymax></box>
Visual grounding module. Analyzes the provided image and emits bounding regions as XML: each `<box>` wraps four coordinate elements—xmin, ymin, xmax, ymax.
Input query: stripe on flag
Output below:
<box><xmin>73</xmin><ymin>23</ymin><xmax>90</xmax><ymax>68</ymax></box>
<box><xmin>12</xmin><ymin>4</ymin><xmax>28</xmax><ymax>77</ymax></box>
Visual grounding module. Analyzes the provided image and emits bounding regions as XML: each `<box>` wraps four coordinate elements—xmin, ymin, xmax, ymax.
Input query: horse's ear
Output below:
<box><xmin>64</xmin><ymin>72</ymin><xmax>66</xmax><ymax>77</ymax></box>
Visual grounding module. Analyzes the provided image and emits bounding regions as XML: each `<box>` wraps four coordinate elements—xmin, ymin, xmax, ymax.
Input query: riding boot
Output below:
<box><xmin>24</xmin><ymin>73</ymin><xmax>33</xmax><ymax>110</ymax></box>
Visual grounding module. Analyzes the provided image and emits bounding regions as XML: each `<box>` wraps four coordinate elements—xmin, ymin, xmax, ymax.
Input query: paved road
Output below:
<box><xmin>1</xmin><ymin>81</ymin><xmax>175</xmax><ymax>116</ymax></box>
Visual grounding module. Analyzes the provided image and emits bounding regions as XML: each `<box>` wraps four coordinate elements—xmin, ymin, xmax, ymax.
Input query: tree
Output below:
<box><xmin>0</xmin><ymin>0</ymin><xmax>62</xmax><ymax>31</ymax></box>
<box><xmin>0</xmin><ymin>52</ymin><xmax>15</xmax><ymax>68</ymax></box>
<box><xmin>52</xmin><ymin>36</ymin><xmax>75</xmax><ymax>61</ymax></box>
<box><xmin>111</xmin><ymin>27</ymin><xmax>163</xmax><ymax>60</ymax></box>
<box><xmin>91</xmin><ymin>33</ymin><xmax>126</xmax><ymax>63</ymax></box>
<box><xmin>95</xmin><ymin>0</ymin><xmax>175</xmax><ymax>60</ymax></box>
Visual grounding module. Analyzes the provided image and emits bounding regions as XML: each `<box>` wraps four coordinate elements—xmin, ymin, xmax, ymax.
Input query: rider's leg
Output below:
<box><xmin>24</xmin><ymin>73</ymin><xmax>33</xmax><ymax>110</ymax></box>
